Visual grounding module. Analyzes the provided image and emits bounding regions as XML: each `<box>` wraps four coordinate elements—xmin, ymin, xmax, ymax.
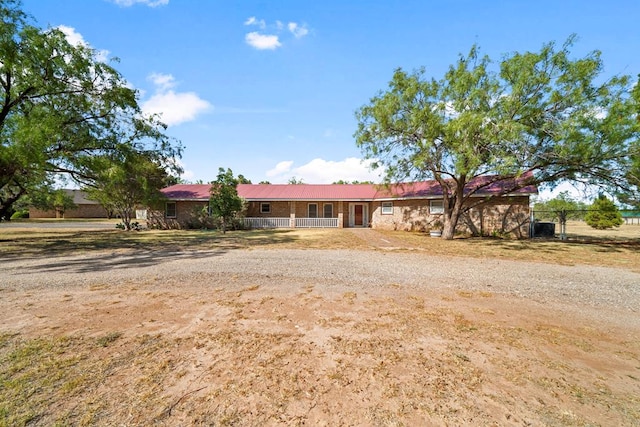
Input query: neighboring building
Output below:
<box><xmin>155</xmin><ymin>175</ymin><xmax>537</xmax><ymax>238</ymax></box>
<box><xmin>29</xmin><ymin>189</ymin><xmax>109</xmax><ymax>219</ymax></box>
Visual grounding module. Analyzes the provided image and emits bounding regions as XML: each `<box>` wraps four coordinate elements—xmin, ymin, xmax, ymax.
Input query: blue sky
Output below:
<box><xmin>22</xmin><ymin>0</ymin><xmax>640</xmax><ymax>191</ymax></box>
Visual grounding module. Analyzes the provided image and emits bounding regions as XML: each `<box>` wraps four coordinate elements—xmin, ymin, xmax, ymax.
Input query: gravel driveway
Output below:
<box><xmin>2</xmin><ymin>247</ymin><xmax>639</xmax><ymax>319</ymax></box>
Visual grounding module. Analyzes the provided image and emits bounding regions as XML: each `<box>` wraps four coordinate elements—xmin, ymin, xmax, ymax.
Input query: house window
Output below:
<box><xmin>430</xmin><ymin>200</ymin><xmax>444</xmax><ymax>214</ymax></box>
<box><xmin>381</xmin><ymin>202</ymin><xmax>393</xmax><ymax>215</ymax></box>
<box><xmin>166</xmin><ymin>202</ymin><xmax>177</xmax><ymax>218</ymax></box>
<box><xmin>323</xmin><ymin>203</ymin><xmax>333</xmax><ymax>218</ymax></box>
<box><xmin>308</xmin><ymin>203</ymin><xmax>318</xmax><ymax>218</ymax></box>
<box><xmin>260</xmin><ymin>203</ymin><xmax>270</xmax><ymax>214</ymax></box>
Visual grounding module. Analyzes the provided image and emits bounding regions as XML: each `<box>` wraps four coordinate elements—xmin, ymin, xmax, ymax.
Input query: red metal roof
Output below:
<box><xmin>161</xmin><ymin>184</ymin><xmax>211</xmax><ymax>200</ymax></box>
<box><xmin>237</xmin><ymin>184</ymin><xmax>378</xmax><ymax>200</ymax></box>
<box><xmin>161</xmin><ymin>174</ymin><xmax>537</xmax><ymax>201</ymax></box>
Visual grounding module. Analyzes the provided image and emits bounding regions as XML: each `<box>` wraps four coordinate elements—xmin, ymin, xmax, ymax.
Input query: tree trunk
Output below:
<box><xmin>440</xmin><ymin>181</ymin><xmax>465</xmax><ymax>240</ymax></box>
<box><xmin>0</xmin><ymin>186</ymin><xmax>27</xmax><ymax>220</ymax></box>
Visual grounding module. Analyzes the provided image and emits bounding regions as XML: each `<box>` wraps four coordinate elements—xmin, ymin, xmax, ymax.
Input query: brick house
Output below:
<box><xmin>156</xmin><ymin>175</ymin><xmax>537</xmax><ymax>238</ymax></box>
<box><xmin>29</xmin><ymin>189</ymin><xmax>109</xmax><ymax>219</ymax></box>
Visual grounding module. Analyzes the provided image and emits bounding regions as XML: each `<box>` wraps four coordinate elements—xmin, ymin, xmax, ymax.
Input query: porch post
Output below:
<box><xmin>290</xmin><ymin>201</ymin><xmax>296</xmax><ymax>228</ymax></box>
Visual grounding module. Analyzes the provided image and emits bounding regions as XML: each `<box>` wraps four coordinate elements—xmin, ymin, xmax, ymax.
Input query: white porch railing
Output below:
<box><xmin>244</xmin><ymin>217</ymin><xmax>290</xmax><ymax>228</ymax></box>
<box><xmin>295</xmin><ymin>217</ymin><xmax>339</xmax><ymax>228</ymax></box>
<box><xmin>243</xmin><ymin>217</ymin><xmax>340</xmax><ymax>228</ymax></box>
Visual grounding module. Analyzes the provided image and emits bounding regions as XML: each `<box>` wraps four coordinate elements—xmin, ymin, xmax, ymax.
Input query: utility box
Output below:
<box><xmin>534</xmin><ymin>222</ymin><xmax>555</xmax><ymax>237</ymax></box>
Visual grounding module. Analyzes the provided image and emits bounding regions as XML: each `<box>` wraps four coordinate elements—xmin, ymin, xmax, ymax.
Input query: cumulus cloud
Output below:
<box><xmin>110</xmin><ymin>0</ymin><xmax>169</xmax><ymax>7</ymax></box>
<box><xmin>141</xmin><ymin>73</ymin><xmax>211</xmax><ymax>127</ymax></box>
<box><xmin>57</xmin><ymin>25</ymin><xmax>109</xmax><ymax>62</ymax></box>
<box><xmin>266</xmin><ymin>158</ymin><xmax>383</xmax><ymax>184</ymax></box>
<box><xmin>288</xmin><ymin>22</ymin><xmax>309</xmax><ymax>38</ymax></box>
<box><xmin>243</xmin><ymin>17</ymin><xmax>309</xmax><ymax>50</ymax></box>
<box><xmin>266</xmin><ymin>161</ymin><xmax>294</xmax><ymax>178</ymax></box>
<box><xmin>245</xmin><ymin>32</ymin><xmax>281</xmax><ymax>50</ymax></box>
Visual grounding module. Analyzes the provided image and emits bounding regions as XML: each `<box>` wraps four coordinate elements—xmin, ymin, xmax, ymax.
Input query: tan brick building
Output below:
<box><xmin>156</xmin><ymin>175</ymin><xmax>537</xmax><ymax>238</ymax></box>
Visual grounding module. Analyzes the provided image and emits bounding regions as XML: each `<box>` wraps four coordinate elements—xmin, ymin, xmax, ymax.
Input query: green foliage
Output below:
<box><xmin>28</xmin><ymin>188</ymin><xmax>77</xmax><ymax>216</ymax></box>
<box><xmin>355</xmin><ymin>36</ymin><xmax>638</xmax><ymax>239</ymax></box>
<box><xmin>287</xmin><ymin>176</ymin><xmax>304</xmax><ymax>184</ymax></box>
<box><xmin>85</xmin><ymin>153</ymin><xmax>176</xmax><ymax>231</ymax></box>
<box><xmin>333</xmin><ymin>180</ymin><xmax>374</xmax><ymax>184</ymax></box>
<box><xmin>9</xmin><ymin>209</ymin><xmax>28</xmax><ymax>219</ymax></box>
<box><xmin>585</xmin><ymin>194</ymin><xmax>623</xmax><ymax>229</ymax></box>
<box><xmin>0</xmin><ymin>0</ymin><xmax>181</xmax><ymax>219</ymax></box>
<box><xmin>533</xmin><ymin>191</ymin><xmax>588</xmax><ymax>221</ymax></box>
<box><xmin>618</xmin><ymin>140</ymin><xmax>640</xmax><ymax>209</ymax></box>
<box><xmin>209</xmin><ymin>168</ymin><xmax>246</xmax><ymax>233</ymax></box>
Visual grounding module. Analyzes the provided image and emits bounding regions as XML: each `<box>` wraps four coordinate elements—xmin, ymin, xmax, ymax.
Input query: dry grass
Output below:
<box><xmin>1</xmin><ymin>288</ymin><xmax>638</xmax><ymax>426</ymax></box>
<box><xmin>1</xmin><ymin>220</ymin><xmax>638</xmax><ymax>271</ymax></box>
<box><xmin>378</xmin><ymin>221</ymin><xmax>640</xmax><ymax>271</ymax></box>
<box><xmin>1</xmin><ymin>219</ymin><xmax>639</xmax><ymax>425</ymax></box>
<box><xmin>0</xmin><ymin>225</ymin><xmax>370</xmax><ymax>259</ymax></box>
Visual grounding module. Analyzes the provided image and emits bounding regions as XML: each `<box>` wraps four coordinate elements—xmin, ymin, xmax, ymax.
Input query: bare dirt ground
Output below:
<box><xmin>1</xmin><ymin>227</ymin><xmax>639</xmax><ymax>426</ymax></box>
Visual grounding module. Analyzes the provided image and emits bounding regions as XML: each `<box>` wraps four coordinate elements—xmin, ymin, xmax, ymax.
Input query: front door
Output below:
<box><xmin>349</xmin><ymin>203</ymin><xmax>367</xmax><ymax>227</ymax></box>
<box><xmin>354</xmin><ymin>205</ymin><xmax>363</xmax><ymax>226</ymax></box>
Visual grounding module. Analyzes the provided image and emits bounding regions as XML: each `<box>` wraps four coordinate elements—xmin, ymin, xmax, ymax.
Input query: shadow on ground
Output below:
<box><xmin>0</xmin><ymin>229</ymin><xmax>299</xmax><ymax>268</ymax></box>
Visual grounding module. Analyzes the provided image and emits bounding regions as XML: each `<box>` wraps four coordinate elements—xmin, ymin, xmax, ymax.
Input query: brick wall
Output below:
<box><xmin>29</xmin><ymin>204</ymin><xmax>109</xmax><ymax>219</ymax></box>
<box><xmin>246</xmin><ymin>201</ymin><xmax>290</xmax><ymax>217</ymax></box>
<box><xmin>371</xmin><ymin>196</ymin><xmax>531</xmax><ymax>238</ymax></box>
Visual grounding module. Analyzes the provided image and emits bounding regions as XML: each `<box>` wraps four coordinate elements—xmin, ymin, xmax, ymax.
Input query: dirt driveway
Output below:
<box><xmin>1</xmin><ymin>242</ymin><xmax>639</xmax><ymax>425</ymax></box>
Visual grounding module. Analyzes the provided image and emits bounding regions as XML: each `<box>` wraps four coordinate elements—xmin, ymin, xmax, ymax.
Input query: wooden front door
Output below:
<box><xmin>354</xmin><ymin>204</ymin><xmax>363</xmax><ymax>226</ymax></box>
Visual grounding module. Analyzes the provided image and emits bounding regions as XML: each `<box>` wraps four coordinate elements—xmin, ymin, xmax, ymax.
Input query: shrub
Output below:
<box><xmin>585</xmin><ymin>195</ymin><xmax>623</xmax><ymax>229</ymax></box>
<box><xmin>10</xmin><ymin>209</ymin><xmax>29</xmax><ymax>220</ymax></box>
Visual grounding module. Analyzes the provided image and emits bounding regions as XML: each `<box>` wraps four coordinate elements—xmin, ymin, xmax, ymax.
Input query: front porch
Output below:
<box><xmin>244</xmin><ymin>201</ymin><xmax>371</xmax><ymax>229</ymax></box>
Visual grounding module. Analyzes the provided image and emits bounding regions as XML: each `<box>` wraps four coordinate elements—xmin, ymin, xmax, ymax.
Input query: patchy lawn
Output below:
<box><xmin>1</xmin><ymin>221</ymin><xmax>639</xmax><ymax>425</ymax></box>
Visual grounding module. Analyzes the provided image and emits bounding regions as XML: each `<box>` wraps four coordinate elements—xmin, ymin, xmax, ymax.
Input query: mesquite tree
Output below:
<box><xmin>355</xmin><ymin>36</ymin><xmax>638</xmax><ymax>239</ymax></box>
<box><xmin>0</xmin><ymin>0</ymin><xmax>181</xmax><ymax>219</ymax></box>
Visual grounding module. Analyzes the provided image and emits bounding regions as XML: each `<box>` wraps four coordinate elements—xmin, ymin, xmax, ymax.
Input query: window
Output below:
<box><xmin>308</xmin><ymin>203</ymin><xmax>318</xmax><ymax>218</ymax></box>
<box><xmin>381</xmin><ymin>202</ymin><xmax>393</xmax><ymax>215</ymax></box>
<box><xmin>323</xmin><ymin>203</ymin><xmax>333</xmax><ymax>218</ymax></box>
<box><xmin>430</xmin><ymin>200</ymin><xmax>444</xmax><ymax>214</ymax></box>
<box><xmin>165</xmin><ymin>202</ymin><xmax>177</xmax><ymax>218</ymax></box>
<box><xmin>260</xmin><ymin>203</ymin><xmax>270</xmax><ymax>214</ymax></box>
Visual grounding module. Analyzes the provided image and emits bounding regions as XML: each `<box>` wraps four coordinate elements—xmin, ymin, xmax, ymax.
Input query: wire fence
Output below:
<box><xmin>530</xmin><ymin>209</ymin><xmax>640</xmax><ymax>239</ymax></box>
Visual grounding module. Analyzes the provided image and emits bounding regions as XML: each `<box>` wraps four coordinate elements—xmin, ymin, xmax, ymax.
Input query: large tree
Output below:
<box><xmin>355</xmin><ymin>36</ymin><xmax>639</xmax><ymax>239</ymax></box>
<box><xmin>0</xmin><ymin>0</ymin><xmax>181</xmax><ymax>219</ymax></box>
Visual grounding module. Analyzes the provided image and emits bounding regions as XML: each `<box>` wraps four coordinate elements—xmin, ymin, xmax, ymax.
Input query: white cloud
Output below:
<box><xmin>266</xmin><ymin>161</ymin><xmax>294</xmax><ymax>178</ymax></box>
<box><xmin>265</xmin><ymin>158</ymin><xmax>383</xmax><ymax>184</ymax></box>
<box><xmin>243</xmin><ymin>17</ymin><xmax>309</xmax><ymax>50</ymax></box>
<box><xmin>244</xmin><ymin>16</ymin><xmax>266</xmax><ymax>29</ymax></box>
<box><xmin>148</xmin><ymin>72</ymin><xmax>176</xmax><ymax>92</ymax></box>
<box><xmin>141</xmin><ymin>73</ymin><xmax>211</xmax><ymax>126</ymax></box>
<box><xmin>111</xmin><ymin>0</ymin><xmax>169</xmax><ymax>7</ymax></box>
<box><xmin>288</xmin><ymin>22</ymin><xmax>309</xmax><ymax>38</ymax></box>
<box><xmin>57</xmin><ymin>25</ymin><xmax>109</xmax><ymax>62</ymax></box>
<box><xmin>245</xmin><ymin>32</ymin><xmax>281</xmax><ymax>50</ymax></box>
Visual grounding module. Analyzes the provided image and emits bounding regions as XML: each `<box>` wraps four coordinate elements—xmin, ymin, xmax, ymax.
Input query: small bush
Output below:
<box><xmin>585</xmin><ymin>195</ymin><xmax>623</xmax><ymax>230</ymax></box>
<box><xmin>10</xmin><ymin>210</ymin><xmax>29</xmax><ymax>220</ymax></box>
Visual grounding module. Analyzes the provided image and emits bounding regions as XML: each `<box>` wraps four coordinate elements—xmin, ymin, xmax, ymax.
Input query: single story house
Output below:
<box><xmin>29</xmin><ymin>189</ymin><xmax>109</xmax><ymax>219</ymax></box>
<box><xmin>154</xmin><ymin>175</ymin><xmax>537</xmax><ymax>238</ymax></box>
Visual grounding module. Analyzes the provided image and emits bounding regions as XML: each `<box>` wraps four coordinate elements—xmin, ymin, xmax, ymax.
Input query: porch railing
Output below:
<box><xmin>295</xmin><ymin>217</ymin><xmax>339</xmax><ymax>228</ymax></box>
<box><xmin>243</xmin><ymin>217</ymin><xmax>340</xmax><ymax>228</ymax></box>
<box><xmin>244</xmin><ymin>217</ymin><xmax>290</xmax><ymax>229</ymax></box>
